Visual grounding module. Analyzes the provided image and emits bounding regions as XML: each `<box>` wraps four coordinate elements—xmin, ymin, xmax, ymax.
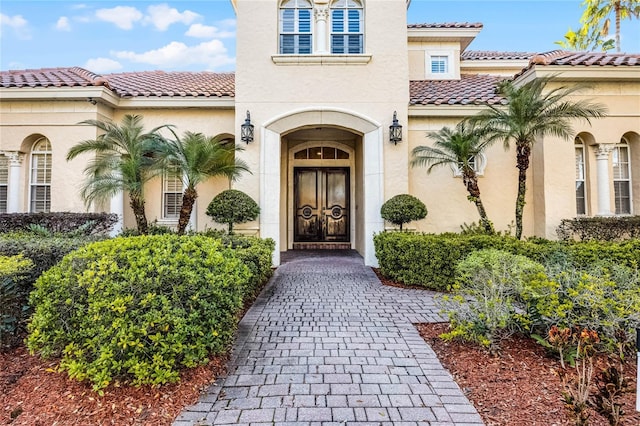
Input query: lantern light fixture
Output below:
<box><xmin>389</xmin><ymin>111</ymin><xmax>402</xmax><ymax>145</ymax></box>
<box><xmin>241</xmin><ymin>110</ymin><xmax>254</xmax><ymax>144</ymax></box>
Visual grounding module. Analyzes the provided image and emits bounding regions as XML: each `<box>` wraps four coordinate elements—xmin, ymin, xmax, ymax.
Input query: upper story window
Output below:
<box><xmin>30</xmin><ymin>137</ymin><xmax>52</xmax><ymax>213</ymax></box>
<box><xmin>613</xmin><ymin>138</ymin><xmax>631</xmax><ymax>215</ymax></box>
<box><xmin>330</xmin><ymin>0</ymin><xmax>363</xmax><ymax>54</ymax></box>
<box><xmin>0</xmin><ymin>156</ymin><xmax>7</xmax><ymax>213</ymax></box>
<box><xmin>431</xmin><ymin>55</ymin><xmax>449</xmax><ymax>74</ymax></box>
<box><xmin>280</xmin><ymin>0</ymin><xmax>313</xmax><ymax>54</ymax></box>
<box><xmin>575</xmin><ymin>141</ymin><xmax>587</xmax><ymax>215</ymax></box>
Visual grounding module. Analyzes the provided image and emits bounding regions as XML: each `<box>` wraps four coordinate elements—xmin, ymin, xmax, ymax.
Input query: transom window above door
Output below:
<box><xmin>280</xmin><ymin>0</ymin><xmax>313</xmax><ymax>54</ymax></box>
<box><xmin>294</xmin><ymin>147</ymin><xmax>350</xmax><ymax>160</ymax></box>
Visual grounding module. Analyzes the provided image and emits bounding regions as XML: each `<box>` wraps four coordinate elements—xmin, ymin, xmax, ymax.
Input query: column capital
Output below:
<box><xmin>3</xmin><ymin>151</ymin><xmax>25</xmax><ymax>166</ymax></box>
<box><xmin>314</xmin><ymin>4</ymin><xmax>329</xmax><ymax>21</ymax></box>
<box><xmin>595</xmin><ymin>143</ymin><xmax>615</xmax><ymax>159</ymax></box>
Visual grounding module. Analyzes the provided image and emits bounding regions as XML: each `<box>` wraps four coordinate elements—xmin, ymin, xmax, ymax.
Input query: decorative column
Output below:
<box><xmin>314</xmin><ymin>4</ymin><xmax>329</xmax><ymax>54</ymax></box>
<box><xmin>6</xmin><ymin>152</ymin><xmax>24</xmax><ymax>213</ymax></box>
<box><xmin>595</xmin><ymin>144</ymin><xmax>614</xmax><ymax>216</ymax></box>
<box><xmin>110</xmin><ymin>169</ymin><xmax>124</xmax><ymax>237</ymax></box>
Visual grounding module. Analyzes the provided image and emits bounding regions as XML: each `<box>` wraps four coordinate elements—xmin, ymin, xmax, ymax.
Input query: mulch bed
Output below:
<box><xmin>374</xmin><ymin>268</ymin><xmax>640</xmax><ymax>425</ymax></box>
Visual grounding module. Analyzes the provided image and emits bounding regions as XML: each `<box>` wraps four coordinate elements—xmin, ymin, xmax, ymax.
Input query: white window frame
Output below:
<box><xmin>162</xmin><ymin>168</ymin><xmax>183</xmax><ymax>220</ymax></box>
<box><xmin>279</xmin><ymin>0</ymin><xmax>313</xmax><ymax>54</ymax></box>
<box><xmin>425</xmin><ymin>49</ymin><xmax>458</xmax><ymax>80</ymax></box>
<box><xmin>430</xmin><ymin>55</ymin><xmax>449</xmax><ymax>74</ymax></box>
<box><xmin>29</xmin><ymin>137</ymin><xmax>52</xmax><ymax>213</ymax></box>
<box><xmin>575</xmin><ymin>143</ymin><xmax>587</xmax><ymax>215</ymax></box>
<box><xmin>0</xmin><ymin>155</ymin><xmax>7</xmax><ymax>213</ymax></box>
<box><xmin>330</xmin><ymin>0</ymin><xmax>364</xmax><ymax>54</ymax></box>
<box><xmin>451</xmin><ymin>153</ymin><xmax>487</xmax><ymax>177</ymax></box>
<box><xmin>612</xmin><ymin>139</ymin><xmax>632</xmax><ymax>215</ymax></box>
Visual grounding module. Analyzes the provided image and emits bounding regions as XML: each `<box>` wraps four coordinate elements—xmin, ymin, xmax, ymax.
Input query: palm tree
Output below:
<box><xmin>411</xmin><ymin>122</ymin><xmax>494</xmax><ymax>234</ymax></box>
<box><xmin>159</xmin><ymin>132</ymin><xmax>250</xmax><ymax>235</ymax></box>
<box><xmin>67</xmin><ymin>114</ymin><xmax>170</xmax><ymax>234</ymax></box>
<box><xmin>559</xmin><ymin>0</ymin><xmax>640</xmax><ymax>52</ymax></box>
<box><xmin>469</xmin><ymin>76</ymin><xmax>607</xmax><ymax>239</ymax></box>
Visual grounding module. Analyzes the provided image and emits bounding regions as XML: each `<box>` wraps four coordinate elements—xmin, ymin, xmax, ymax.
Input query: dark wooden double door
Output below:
<box><xmin>294</xmin><ymin>167</ymin><xmax>349</xmax><ymax>243</ymax></box>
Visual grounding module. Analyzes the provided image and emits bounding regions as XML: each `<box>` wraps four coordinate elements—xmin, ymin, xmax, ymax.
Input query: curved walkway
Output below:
<box><xmin>173</xmin><ymin>251</ymin><xmax>483</xmax><ymax>426</ymax></box>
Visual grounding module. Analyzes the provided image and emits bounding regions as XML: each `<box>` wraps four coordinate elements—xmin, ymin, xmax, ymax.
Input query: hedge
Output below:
<box><xmin>27</xmin><ymin>235</ymin><xmax>258</xmax><ymax>391</ymax></box>
<box><xmin>0</xmin><ymin>212</ymin><xmax>117</xmax><ymax>235</ymax></box>
<box><xmin>557</xmin><ymin>216</ymin><xmax>640</xmax><ymax>241</ymax></box>
<box><xmin>374</xmin><ymin>232</ymin><xmax>640</xmax><ymax>291</ymax></box>
<box><xmin>0</xmin><ymin>255</ymin><xmax>34</xmax><ymax>349</ymax></box>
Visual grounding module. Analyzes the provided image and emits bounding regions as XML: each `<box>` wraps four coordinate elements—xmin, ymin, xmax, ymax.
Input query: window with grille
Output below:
<box><xmin>163</xmin><ymin>168</ymin><xmax>183</xmax><ymax>219</ymax></box>
<box><xmin>280</xmin><ymin>0</ymin><xmax>313</xmax><ymax>54</ymax></box>
<box><xmin>575</xmin><ymin>144</ymin><xmax>586</xmax><ymax>215</ymax></box>
<box><xmin>613</xmin><ymin>142</ymin><xmax>631</xmax><ymax>214</ymax></box>
<box><xmin>0</xmin><ymin>156</ymin><xmax>7</xmax><ymax>213</ymax></box>
<box><xmin>30</xmin><ymin>138</ymin><xmax>51</xmax><ymax>213</ymax></box>
<box><xmin>431</xmin><ymin>56</ymin><xmax>448</xmax><ymax>74</ymax></box>
<box><xmin>330</xmin><ymin>0</ymin><xmax>363</xmax><ymax>54</ymax></box>
<box><xmin>294</xmin><ymin>147</ymin><xmax>350</xmax><ymax>160</ymax></box>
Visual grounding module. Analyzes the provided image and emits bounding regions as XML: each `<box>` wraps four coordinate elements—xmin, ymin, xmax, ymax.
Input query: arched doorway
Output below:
<box><xmin>261</xmin><ymin>108</ymin><xmax>383</xmax><ymax>266</ymax></box>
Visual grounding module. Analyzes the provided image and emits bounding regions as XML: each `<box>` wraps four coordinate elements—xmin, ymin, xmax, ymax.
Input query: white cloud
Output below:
<box><xmin>95</xmin><ymin>6</ymin><xmax>142</xmax><ymax>30</ymax></box>
<box><xmin>144</xmin><ymin>4</ymin><xmax>200</xmax><ymax>31</ymax></box>
<box><xmin>56</xmin><ymin>16</ymin><xmax>71</xmax><ymax>31</ymax></box>
<box><xmin>0</xmin><ymin>13</ymin><xmax>31</xmax><ymax>39</ymax></box>
<box><xmin>84</xmin><ymin>57</ymin><xmax>123</xmax><ymax>73</ymax></box>
<box><xmin>71</xmin><ymin>4</ymin><xmax>88</xmax><ymax>10</ymax></box>
<box><xmin>113</xmin><ymin>39</ymin><xmax>234</xmax><ymax>70</ymax></box>
<box><xmin>185</xmin><ymin>23</ymin><xmax>234</xmax><ymax>39</ymax></box>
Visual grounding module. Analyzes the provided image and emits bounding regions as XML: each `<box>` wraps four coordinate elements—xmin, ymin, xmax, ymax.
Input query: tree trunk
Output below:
<box><xmin>177</xmin><ymin>186</ymin><xmax>198</xmax><ymax>235</ymax></box>
<box><xmin>130</xmin><ymin>196</ymin><xmax>148</xmax><ymax>234</ymax></box>
<box><xmin>463</xmin><ymin>171</ymin><xmax>494</xmax><ymax>234</ymax></box>
<box><xmin>515</xmin><ymin>142</ymin><xmax>531</xmax><ymax>240</ymax></box>
<box><xmin>615</xmin><ymin>1</ymin><xmax>621</xmax><ymax>52</ymax></box>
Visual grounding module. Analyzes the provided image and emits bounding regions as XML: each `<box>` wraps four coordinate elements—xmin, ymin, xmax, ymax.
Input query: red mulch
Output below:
<box><xmin>0</xmin><ymin>345</ymin><xmax>226</xmax><ymax>425</ymax></box>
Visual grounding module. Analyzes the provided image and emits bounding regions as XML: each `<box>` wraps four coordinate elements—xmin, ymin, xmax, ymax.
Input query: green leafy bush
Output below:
<box><xmin>557</xmin><ymin>216</ymin><xmax>640</xmax><ymax>241</ymax></box>
<box><xmin>380</xmin><ymin>194</ymin><xmax>427</xmax><ymax>231</ymax></box>
<box><xmin>0</xmin><ymin>212</ymin><xmax>117</xmax><ymax>235</ymax></box>
<box><xmin>440</xmin><ymin>249</ymin><xmax>544</xmax><ymax>351</ymax></box>
<box><xmin>0</xmin><ymin>255</ymin><xmax>34</xmax><ymax>349</ymax></box>
<box><xmin>27</xmin><ymin>235</ymin><xmax>252</xmax><ymax>391</ymax></box>
<box><xmin>206</xmin><ymin>189</ymin><xmax>260</xmax><ymax>233</ymax></box>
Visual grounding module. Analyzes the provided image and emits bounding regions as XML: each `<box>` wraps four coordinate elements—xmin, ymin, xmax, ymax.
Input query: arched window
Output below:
<box><xmin>279</xmin><ymin>0</ymin><xmax>313</xmax><ymax>54</ymax></box>
<box><xmin>294</xmin><ymin>146</ymin><xmax>350</xmax><ymax>160</ymax></box>
<box><xmin>575</xmin><ymin>138</ymin><xmax>587</xmax><ymax>215</ymax></box>
<box><xmin>330</xmin><ymin>0</ymin><xmax>363</xmax><ymax>54</ymax></box>
<box><xmin>613</xmin><ymin>138</ymin><xmax>631</xmax><ymax>214</ymax></box>
<box><xmin>29</xmin><ymin>137</ymin><xmax>52</xmax><ymax>213</ymax></box>
<box><xmin>0</xmin><ymin>156</ymin><xmax>7</xmax><ymax>213</ymax></box>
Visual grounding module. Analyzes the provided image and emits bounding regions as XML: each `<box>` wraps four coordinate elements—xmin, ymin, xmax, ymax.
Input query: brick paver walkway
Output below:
<box><xmin>173</xmin><ymin>250</ymin><xmax>483</xmax><ymax>425</ymax></box>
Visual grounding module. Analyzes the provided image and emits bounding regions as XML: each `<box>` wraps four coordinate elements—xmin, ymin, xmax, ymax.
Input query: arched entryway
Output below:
<box><xmin>261</xmin><ymin>108</ymin><xmax>384</xmax><ymax>266</ymax></box>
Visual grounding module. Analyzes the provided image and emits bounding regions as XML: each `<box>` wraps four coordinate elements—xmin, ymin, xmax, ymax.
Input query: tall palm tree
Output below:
<box><xmin>469</xmin><ymin>76</ymin><xmax>607</xmax><ymax>239</ymax></box>
<box><xmin>559</xmin><ymin>0</ymin><xmax>640</xmax><ymax>52</ymax></box>
<box><xmin>411</xmin><ymin>122</ymin><xmax>495</xmax><ymax>233</ymax></box>
<box><xmin>67</xmin><ymin>114</ymin><xmax>170</xmax><ymax>234</ymax></box>
<box><xmin>159</xmin><ymin>132</ymin><xmax>250</xmax><ymax>235</ymax></box>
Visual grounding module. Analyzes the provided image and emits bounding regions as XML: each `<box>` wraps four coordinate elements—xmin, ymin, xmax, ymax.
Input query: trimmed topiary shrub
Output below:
<box><xmin>206</xmin><ymin>189</ymin><xmax>260</xmax><ymax>234</ymax></box>
<box><xmin>0</xmin><ymin>255</ymin><xmax>34</xmax><ymax>349</ymax></box>
<box><xmin>380</xmin><ymin>194</ymin><xmax>427</xmax><ymax>231</ymax></box>
<box><xmin>27</xmin><ymin>235</ymin><xmax>252</xmax><ymax>391</ymax></box>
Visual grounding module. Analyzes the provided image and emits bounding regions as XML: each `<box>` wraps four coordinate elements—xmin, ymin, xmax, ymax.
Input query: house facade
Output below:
<box><xmin>1</xmin><ymin>0</ymin><xmax>639</xmax><ymax>266</ymax></box>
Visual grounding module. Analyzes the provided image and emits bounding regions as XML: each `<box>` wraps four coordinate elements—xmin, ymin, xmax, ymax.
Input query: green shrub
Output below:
<box><xmin>557</xmin><ymin>216</ymin><xmax>640</xmax><ymax>241</ymax></box>
<box><xmin>0</xmin><ymin>212</ymin><xmax>117</xmax><ymax>235</ymax></box>
<box><xmin>206</xmin><ymin>189</ymin><xmax>260</xmax><ymax>234</ymax></box>
<box><xmin>27</xmin><ymin>235</ymin><xmax>252</xmax><ymax>391</ymax></box>
<box><xmin>522</xmin><ymin>260</ymin><xmax>640</xmax><ymax>353</ymax></box>
<box><xmin>440</xmin><ymin>249</ymin><xmax>544</xmax><ymax>351</ymax></box>
<box><xmin>0</xmin><ymin>255</ymin><xmax>34</xmax><ymax>349</ymax></box>
<box><xmin>380</xmin><ymin>194</ymin><xmax>427</xmax><ymax>231</ymax></box>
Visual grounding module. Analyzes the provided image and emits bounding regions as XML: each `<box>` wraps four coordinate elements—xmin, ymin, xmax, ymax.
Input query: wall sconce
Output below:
<box><xmin>389</xmin><ymin>111</ymin><xmax>402</xmax><ymax>145</ymax></box>
<box><xmin>241</xmin><ymin>110</ymin><xmax>254</xmax><ymax>144</ymax></box>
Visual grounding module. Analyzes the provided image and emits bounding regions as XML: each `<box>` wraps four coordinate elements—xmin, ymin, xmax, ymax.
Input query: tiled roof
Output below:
<box><xmin>528</xmin><ymin>50</ymin><xmax>640</xmax><ymax>66</ymax></box>
<box><xmin>1</xmin><ymin>67</ymin><xmax>235</xmax><ymax>98</ymax></box>
<box><xmin>105</xmin><ymin>71</ymin><xmax>235</xmax><ymax>98</ymax></box>
<box><xmin>462</xmin><ymin>51</ymin><xmax>535</xmax><ymax>61</ymax></box>
<box><xmin>410</xmin><ymin>74</ymin><xmax>506</xmax><ymax>106</ymax></box>
<box><xmin>0</xmin><ymin>67</ymin><xmax>109</xmax><ymax>88</ymax></box>
<box><xmin>407</xmin><ymin>22</ymin><xmax>483</xmax><ymax>29</ymax></box>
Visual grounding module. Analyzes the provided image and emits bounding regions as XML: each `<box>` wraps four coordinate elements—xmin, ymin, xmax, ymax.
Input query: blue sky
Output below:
<box><xmin>1</xmin><ymin>1</ymin><xmax>639</xmax><ymax>73</ymax></box>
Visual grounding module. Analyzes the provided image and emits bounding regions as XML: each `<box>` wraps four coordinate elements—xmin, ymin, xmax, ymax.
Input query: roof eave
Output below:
<box><xmin>116</xmin><ymin>97</ymin><xmax>235</xmax><ymax>109</ymax></box>
<box><xmin>407</xmin><ymin>27</ymin><xmax>482</xmax><ymax>51</ymax></box>
<box><xmin>408</xmin><ymin>104</ymin><xmax>500</xmax><ymax>117</ymax></box>
<box><xmin>0</xmin><ymin>86</ymin><xmax>120</xmax><ymax>106</ymax></box>
<box><xmin>515</xmin><ymin>65</ymin><xmax>640</xmax><ymax>85</ymax></box>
